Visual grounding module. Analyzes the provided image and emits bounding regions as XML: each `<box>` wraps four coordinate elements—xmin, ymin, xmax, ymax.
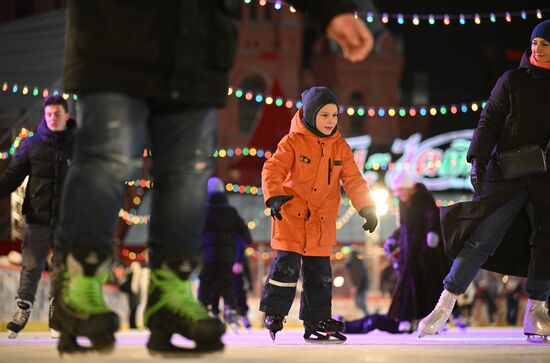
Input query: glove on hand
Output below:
<box><xmin>267</xmin><ymin>195</ymin><xmax>293</xmax><ymax>221</ymax></box>
<box><xmin>470</xmin><ymin>158</ymin><xmax>486</xmax><ymax>195</ymax></box>
<box><xmin>426</xmin><ymin>231</ymin><xmax>439</xmax><ymax>248</ymax></box>
<box><xmin>359</xmin><ymin>205</ymin><xmax>378</xmax><ymax>233</ymax></box>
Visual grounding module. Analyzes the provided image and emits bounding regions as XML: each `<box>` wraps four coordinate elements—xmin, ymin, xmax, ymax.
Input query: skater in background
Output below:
<box><xmin>260</xmin><ymin>86</ymin><xmax>378</xmax><ymax>343</ymax></box>
<box><xmin>419</xmin><ymin>20</ymin><xmax>550</xmax><ymax>339</ymax></box>
<box><xmin>384</xmin><ymin>171</ymin><xmax>452</xmax><ymax>333</ymax></box>
<box><xmin>208</xmin><ymin>235</ymin><xmax>254</xmax><ymax>330</ymax></box>
<box><xmin>53</xmin><ymin>0</ymin><xmax>373</xmax><ymax>355</ymax></box>
<box><xmin>341</xmin><ymin>171</ymin><xmax>455</xmax><ymax>335</ymax></box>
<box><xmin>503</xmin><ymin>276</ymin><xmax>524</xmax><ymax>326</ymax></box>
<box><xmin>0</xmin><ymin>95</ymin><xmax>75</xmax><ymax>338</ymax></box>
<box><xmin>345</xmin><ymin>249</ymin><xmax>369</xmax><ymax>316</ymax></box>
<box><xmin>198</xmin><ymin>177</ymin><xmax>252</xmax><ymax>331</ymax></box>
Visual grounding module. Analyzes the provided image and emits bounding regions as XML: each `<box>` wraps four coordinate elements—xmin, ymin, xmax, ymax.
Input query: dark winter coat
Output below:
<box><xmin>63</xmin><ymin>0</ymin><xmax>355</xmax><ymax>106</ymax></box>
<box><xmin>0</xmin><ymin>119</ymin><xmax>76</xmax><ymax>226</ymax></box>
<box><xmin>442</xmin><ymin>50</ymin><xmax>550</xmax><ymax>278</ymax></box>
<box><xmin>201</xmin><ymin>192</ymin><xmax>252</xmax><ymax>263</ymax></box>
<box><xmin>387</xmin><ymin>183</ymin><xmax>450</xmax><ymax>321</ymax></box>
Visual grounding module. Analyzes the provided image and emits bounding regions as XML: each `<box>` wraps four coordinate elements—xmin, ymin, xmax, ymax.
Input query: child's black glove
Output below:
<box><xmin>359</xmin><ymin>205</ymin><xmax>378</xmax><ymax>233</ymax></box>
<box><xmin>267</xmin><ymin>195</ymin><xmax>293</xmax><ymax>220</ymax></box>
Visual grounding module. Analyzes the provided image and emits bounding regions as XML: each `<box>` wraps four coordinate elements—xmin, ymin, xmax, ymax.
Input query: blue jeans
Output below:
<box><xmin>444</xmin><ymin>191</ymin><xmax>550</xmax><ymax>301</ymax></box>
<box><xmin>55</xmin><ymin>93</ymin><xmax>217</xmax><ymax>267</ymax></box>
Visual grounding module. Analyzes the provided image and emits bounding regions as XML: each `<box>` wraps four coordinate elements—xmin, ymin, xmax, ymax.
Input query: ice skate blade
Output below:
<box><xmin>59</xmin><ymin>345</ymin><xmax>115</xmax><ymax>357</ymax></box>
<box><xmin>525</xmin><ymin>333</ymin><xmax>549</xmax><ymax>342</ymax></box>
<box><xmin>148</xmin><ymin>342</ymin><xmax>224</xmax><ymax>357</ymax></box>
<box><xmin>269</xmin><ymin>330</ymin><xmax>277</xmax><ymax>343</ymax></box>
<box><xmin>8</xmin><ymin>330</ymin><xmax>18</xmax><ymax>339</ymax></box>
<box><xmin>304</xmin><ymin>331</ymin><xmax>346</xmax><ymax>344</ymax></box>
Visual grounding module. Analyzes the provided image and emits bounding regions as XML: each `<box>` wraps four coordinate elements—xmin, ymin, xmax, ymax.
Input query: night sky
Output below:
<box><xmin>374</xmin><ymin>0</ymin><xmax>547</xmax><ymax>136</ymax></box>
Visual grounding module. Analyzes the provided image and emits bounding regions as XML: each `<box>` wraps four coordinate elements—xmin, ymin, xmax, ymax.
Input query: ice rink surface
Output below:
<box><xmin>2</xmin><ymin>327</ymin><xmax>550</xmax><ymax>363</ymax></box>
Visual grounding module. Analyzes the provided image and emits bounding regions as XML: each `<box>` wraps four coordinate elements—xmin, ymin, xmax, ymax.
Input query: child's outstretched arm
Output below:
<box><xmin>261</xmin><ymin>136</ymin><xmax>295</xmax><ymax>208</ymax></box>
<box><xmin>339</xmin><ymin>143</ymin><xmax>378</xmax><ymax>232</ymax></box>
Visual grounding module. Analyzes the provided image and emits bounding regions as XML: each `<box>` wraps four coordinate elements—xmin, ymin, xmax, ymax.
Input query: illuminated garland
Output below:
<box><xmin>228</xmin><ymin>86</ymin><xmax>487</xmax><ymax>118</ymax></box>
<box><xmin>2</xmin><ymin>80</ymin><xmax>487</xmax><ymax>120</ymax></box>
<box><xmin>357</xmin><ymin>9</ymin><xmax>546</xmax><ymax>26</ymax></box>
<box><xmin>0</xmin><ymin>128</ymin><xmax>33</xmax><ymax>160</ymax></box>
<box><xmin>1</xmin><ymin>82</ymin><xmax>77</xmax><ymax>100</ymax></box>
<box><xmin>241</xmin><ymin>0</ymin><xmax>547</xmax><ymax>26</ymax></box>
<box><xmin>213</xmin><ymin>147</ymin><xmax>272</xmax><ymax>159</ymax></box>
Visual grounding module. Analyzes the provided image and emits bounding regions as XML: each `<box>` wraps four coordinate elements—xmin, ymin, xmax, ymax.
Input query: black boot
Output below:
<box><xmin>303</xmin><ymin>319</ymin><xmax>346</xmax><ymax>343</ymax></box>
<box><xmin>264</xmin><ymin>314</ymin><xmax>286</xmax><ymax>342</ymax></box>
<box><xmin>144</xmin><ymin>255</ymin><xmax>226</xmax><ymax>356</ymax></box>
<box><xmin>53</xmin><ymin>245</ymin><xmax>119</xmax><ymax>355</ymax></box>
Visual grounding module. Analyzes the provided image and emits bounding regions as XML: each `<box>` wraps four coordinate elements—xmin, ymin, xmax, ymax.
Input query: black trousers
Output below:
<box><xmin>259</xmin><ymin>250</ymin><xmax>332</xmax><ymax>321</ymax></box>
<box><xmin>198</xmin><ymin>261</ymin><xmax>236</xmax><ymax>311</ymax></box>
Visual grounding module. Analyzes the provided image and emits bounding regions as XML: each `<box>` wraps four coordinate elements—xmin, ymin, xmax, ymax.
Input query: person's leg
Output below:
<box><xmin>300</xmin><ymin>256</ymin><xmax>332</xmax><ymax>321</ymax></box>
<box><xmin>7</xmin><ymin>224</ymin><xmax>52</xmax><ymax>337</ymax></box>
<box><xmin>444</xmin><ymin>192</ymin><xmax>529</xmax><ymax>295</ymax></box>
<box><xmin>522</xmin><ymin>198</ymin><xmax>550</xmax><ymax>336</ymax></box>
<box><xmin>355</xmin><ymin>289</ymin><xmax>368</xmax><ymax>315</ymax></box>
<box><xmin>198</xmin><ymin>262</ymin><xmax>216</xmax><ymax>309</ymax></box>
<box><xmin>55</xmin><ymin>93</ymin><xmax>148</xmax><ymax>258</ymax></box>
<box><xmin>260</xmin><ymin>251</ymin><xmax>301</xmax><ymax>316</ymax></box>
<box><xmin>146</xmin><ymin>106</ymin><xmax>217</xmax><ymax>265</ymax></box>
<box><xmin>143</xmin><ymin>106</ymin><xmax>225</xmax><ymax>352</ymax></box>
<box><xmin>17</xmin><ymin>224</ymin><xmax>52</xmax><ymax>303</ymax></box>
<box><xmin>53</xmin><ymin>93</ymin><xmax>148</xmax><ymax>352</ymax></box>
<box><xmin>419</xmin><ymin>191</ymin><xmax>528</xmax><ymax>336</ymax></box>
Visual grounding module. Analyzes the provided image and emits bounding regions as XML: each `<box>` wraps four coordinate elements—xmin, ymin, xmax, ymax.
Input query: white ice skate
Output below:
<box><xmin>524</xmin><ymin>299</ymin><xmax>550</xmax><ymax>341</ymax></box>
<box><xmin>7</xmin><ymin>299</ymin><xmax>33</xmax><ymax>339</ymax></box>
<box><xmin>418</xmin><ymin>290</ymin><xmax>457</xmax><ymax>338</ymax></box>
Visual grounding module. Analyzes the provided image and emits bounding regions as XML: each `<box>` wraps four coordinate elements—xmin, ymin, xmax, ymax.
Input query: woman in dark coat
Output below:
<box><xmin>419</xmin><ymin>20</ymin><xmax>550</xmax><ymax>339</ymax></box>
<box><xmin>386</xmin><ymin>174</ymin><xmax>450</xmax><ymax>332</ymax></box>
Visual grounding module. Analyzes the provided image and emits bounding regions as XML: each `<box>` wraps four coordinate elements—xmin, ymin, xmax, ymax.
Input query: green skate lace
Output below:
<box><xmin>143</xmin><ymin>269</ymin><xmax>210</xmax><ymax>326</ymax></box>
<box><xmin>62</xmin><ymin>271</ymin><xmax>110</xmax><ymax>314</ymax></box>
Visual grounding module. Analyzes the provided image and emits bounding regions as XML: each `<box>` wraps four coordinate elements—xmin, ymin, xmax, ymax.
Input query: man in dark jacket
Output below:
<box><xmin>198</xmin><ymin>177</ymin><xmax>252</xmax><ymax>331</ymax></box>
<box><xmin>53</xmin><ymin>0</ymin><xmax>374</xmax><ymax>355</ymax></box>
<box><xmin>419</xmin><ymin>20</ymin><xmax>550</xmax><ymax>339</ymax></box>
<box><xmin>0</xmin><ymin>95</ymin><xmax>75</xmax><ymax>338</ymax></box>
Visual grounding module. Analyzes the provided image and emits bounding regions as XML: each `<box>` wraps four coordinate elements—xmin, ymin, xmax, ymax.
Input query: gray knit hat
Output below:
<box><xmin>301</xmin><ymin>86</ymin><xmax>339</xmax><ymax>137</ymax></box>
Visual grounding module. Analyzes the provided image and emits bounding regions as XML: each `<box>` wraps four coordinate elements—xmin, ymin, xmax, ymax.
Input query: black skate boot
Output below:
<box><xmin>264</xmin><ymin>314</ymin><xmax>286</xmax><ymax>342</ymax></box>
<box><xmin>144</xmin><ymin>255</ymin><xmax>226</xmax><ymax>356</ymax></box>
<box><xmin>52</xmin><ymin>245</ymin><xmax>119</xmax><ymax>355</ymax></box>
<box><xmin>303</xmin><ymin>319</ymin><xmax>346</xmax><ymax>344</ymax></box>
<box><xmin>7</xmin><ymin>299</ymin><xmax>32</xmax><ymax>338</ymax></box>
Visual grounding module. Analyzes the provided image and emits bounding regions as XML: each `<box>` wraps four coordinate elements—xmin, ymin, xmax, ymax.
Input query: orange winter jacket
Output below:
<box><xmin>262</xmin><ymin>108</ymin><xmax>374</xmax><ymax>256</ymax></box>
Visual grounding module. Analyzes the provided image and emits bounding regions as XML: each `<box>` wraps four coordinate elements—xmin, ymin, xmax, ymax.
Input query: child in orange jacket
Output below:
<box><xmin>260</xmin><ymin>86</ymin><xmax>378</xmax><ymax>343</ymax></box>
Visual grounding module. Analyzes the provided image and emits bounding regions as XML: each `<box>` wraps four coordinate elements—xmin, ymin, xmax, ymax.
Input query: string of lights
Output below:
<box><xmin>241</xmin><ymin>0</ymin><xmax>547</xmax><ymax>26</ymax></box>
<box><xmin>0</xmin><ymin>128</ymin><xmax>33</xmax><ymax>160</ymax></box>
<box><xmin>1</xmin><ymin>80</ymin><xmax>486</xmax><ymax>125</ymax></box>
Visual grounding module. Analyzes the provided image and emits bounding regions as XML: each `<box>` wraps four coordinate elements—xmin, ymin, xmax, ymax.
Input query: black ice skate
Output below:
<box><xmin>144</xmin><ymin>256</ymin><xmax>226</xmax><ymax>356</ymax></box>
<box><xmin>264</xmin><ymin>314</ymin><xmax>286</xmax><ymax>342</ymax></box>
<box><xmin>303</xmin><ymin>319</ymin><xmax>347</xmax><ymax>344</ymax></box>
<box><xmin>7</xmin><ymin>299</ymin><xmax>32</xmax><ymax>338</ymax></box>
<box><xmin>52</xmin><ymin>246</ymin><xmax>119</xmax><ymax>355</ymax></box>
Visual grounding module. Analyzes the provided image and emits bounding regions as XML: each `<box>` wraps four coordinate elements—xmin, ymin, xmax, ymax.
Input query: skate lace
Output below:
<box><xmin>144</xmin><ymin>269</ymin><xmax>210</xmax><ymax>324</ymax></box>
<box><xmin>12</xmin><ymin>306</ymin><xmax>31</xmax><ymax>325</ymax></box>
<box><xmin>63</xmin><ymin>271</ymin><xmax>110</xmax><ymax>314</ymax></box>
